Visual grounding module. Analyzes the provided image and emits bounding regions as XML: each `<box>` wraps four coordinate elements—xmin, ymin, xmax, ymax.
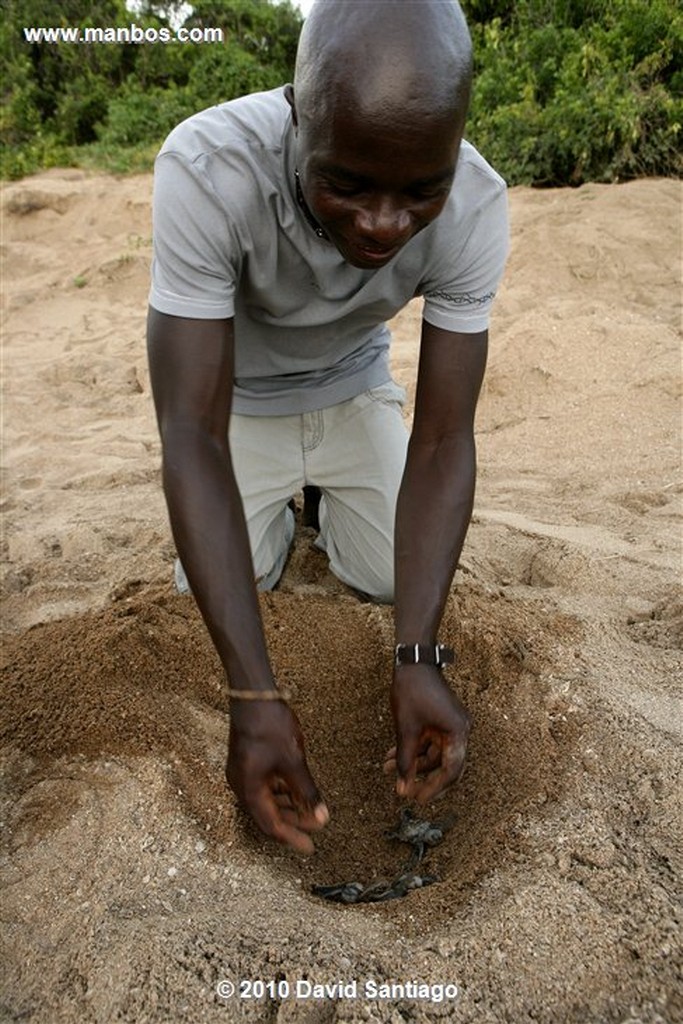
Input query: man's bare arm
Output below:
<box><xmin>386</xmin><ymin>322</ymin><xmax>488</xmax><ymax>802</ymax></box>
<box><xmin>147</xmin><ymin>310</ymin><xmax>272</xmax><ymax>687</ymax></box>
<box><xmin>147</xmin><ymin>309</ymin><xmax>328</xmax><ymax>852</ymax></box>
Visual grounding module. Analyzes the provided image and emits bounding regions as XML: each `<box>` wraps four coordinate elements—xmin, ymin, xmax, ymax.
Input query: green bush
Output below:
<box><xmin>56</xmin><ymin>74</ymin><xmax>112</xmax><ymax>145</ymax></box>
<box><xmin>1</xmin><ymin>0</ymin><xmax>680</xmax><ymax>184</ymax></box>
<box><xmin>465</xmin><ymin>0</ymin><xmax>682</xmax><ymax>184</ymax></box>
<box><xmin>97</xmin><ymin>83</ymin><xmax>196</xmax><ymax>148</ymax></box>
<box><xmin>0</xmin><ymin>133</ymin><xmax>72</xmax><ymax>180</ymax></box>
<box><xmin>185</xmin><ymin>40</ymin><xmax>283</xmax><ymax>108</ymax></box>
<box><xmin>1</xmin><ymin>0</ymin><xmax>305</xmax><ymax>179</ymax></box>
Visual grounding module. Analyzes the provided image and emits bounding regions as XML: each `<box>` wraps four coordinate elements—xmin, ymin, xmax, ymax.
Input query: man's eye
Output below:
<box><xmin>410</xmin><ymin>187</ymin><xmax>449</xmax><ymax>202</ymax></box>
<box><xmin>324</xmin><ymin>179</ymin><xmax>362</xmax><ymax>197</ymax></box>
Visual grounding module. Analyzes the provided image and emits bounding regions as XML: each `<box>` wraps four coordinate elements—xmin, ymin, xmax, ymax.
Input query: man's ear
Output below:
<box><xmin>284</xmin><ymin>84</ymin><xmax>298</xmax><ymax>129</ymax></box>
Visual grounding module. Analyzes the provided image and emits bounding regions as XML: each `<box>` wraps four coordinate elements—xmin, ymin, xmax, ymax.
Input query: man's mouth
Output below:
<box><xmin>347</xmin><ymin>241</ymin><xmax>400</xmax><ymax>267</ymax></box>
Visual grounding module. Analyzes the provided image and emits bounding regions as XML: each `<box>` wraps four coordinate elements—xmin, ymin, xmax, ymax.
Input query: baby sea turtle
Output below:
<box><xmin>384</xmin><ymin>807</ymin><xmax>455</xmax><ymax>868</ymax></box>
<box><xmin>312</xmin><ymin>871</ymin><xmax>438</xmax><ymax>904</ymax></box>
<box><xmin>312</xmin><ymin>880</ymin><xmax>366</xmax><ymax>904</ymax></box>
<box><xmin>313</xmin><ymin>809</ymin><xmax>454</xmax><ymax>904</ymax></box>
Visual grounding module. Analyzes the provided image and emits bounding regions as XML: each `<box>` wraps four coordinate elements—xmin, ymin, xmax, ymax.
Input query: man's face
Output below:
<box><xmin>294</xmin><ymin>99</ymin><xmax>462</xmax><ymax>270</ymax></box>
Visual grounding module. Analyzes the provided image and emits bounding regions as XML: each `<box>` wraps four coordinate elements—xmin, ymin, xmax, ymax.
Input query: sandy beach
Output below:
<box><xmin>1</xmin><ymin>169</ymin><xmax>681</xmax><ymax>1023</ymax></box>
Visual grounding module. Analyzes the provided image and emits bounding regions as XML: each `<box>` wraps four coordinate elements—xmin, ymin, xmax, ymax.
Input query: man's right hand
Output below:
<box><xmin>226</xmin><ymin>700</ymin><xmax>329</xmax><ymax>855</ymax></box>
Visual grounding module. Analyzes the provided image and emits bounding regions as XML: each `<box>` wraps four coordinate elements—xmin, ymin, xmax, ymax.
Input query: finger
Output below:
<box><xmin>423</xmin><ymin>738</ymin><xmax>441</xmax><ymax>761</ymax></box>
<box><xmin>279</xmin><ymin>806</ymin><xmax>314</xmax><ymax>827</ymax></box>
<box><xmin>415</xmin><ymin>743</ymin><xmax>442</xmax><ymax>775</ymax></box>
<box><xmin>290</xmin><ymin>793</ymin><xmax>329</xmax><ymax>829</ymax></box>
<box><xmin>384</xmin><ymin>751</ymin><xmax>436</xmax><ymax>778</ymax></box>
<box><xmin>382</xmin><ymin>746</ymin><xmax>397</xmax><ymax>775</ymax></box>
<box><xmin>412</xmin><ymin>738</ymin><xmax>467</xmax><ymax>804</ymax></box>
<box><xmin>271</xmin><ymin>780</ymin><xmax>328</xmax><ymax>830</ymax></box>
<box><xmin>386</xmin><ymin>735</ymin><xmax>436</xmax><ymax>776</ymax></box>
<box><xmin>276</xmin><ymin>804</ymin><xmax>333</xmax><ymax>833</ymax></box>
<box><xmin>398</xmin><ymin>736</ymin><xmax>444</xmax><ymax>799</ymax></box>
<box><xmin>416</xmin><ymin>730</ymin><xmax>450</xmax><ymax>765</ymax></box>
<box><xmin>284</xmin><ymin>803</ymin><xmax>328</xmax><ymax>831</ymax></box>
<box><xmin>283</xmin><ymin>764</ymin><xmax>329</xmax><ymax>828</ymax></box>
<box><xmin>395</xmin><ymin>729</ymin><xmax>421</xmax><ymax>798</ymax></box>
<box><xmin>410</xmin><ymin>767</ymin><xmax>452</xmax><ymax>805</ymax></box>
<box><xmin>271</xmin><ymin>820</ymin><xmax>316</xmax><ymax>855</ymax></box>
<box><xmin>249</xmin><ymin>786</ymin><xmax>318</xmax><ymax>855</ymax></box>
<box><xmin>414</xmin><ymin>754</ymin><xmax>439</xmax><ymax>776</ymax></box>
<box><xmin>273</xmin><ymin>792</ymin><xmax>295</xmax><ymax>810</ymax></box>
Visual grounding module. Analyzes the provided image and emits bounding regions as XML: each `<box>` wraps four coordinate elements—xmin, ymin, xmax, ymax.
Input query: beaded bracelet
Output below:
<box><xmin>226</xmin><ymin>688</ymin><xmax>289</xmax><ymax>702</ymax></box>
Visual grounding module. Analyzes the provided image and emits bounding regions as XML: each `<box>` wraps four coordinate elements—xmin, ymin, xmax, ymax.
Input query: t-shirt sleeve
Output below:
<box><xmin>148</xmin><ymin>151</ymin><xmax>240</xmax><ymax>320</ymax></box>
<box><xmin>422</xmin><ymin>180</ymin><xmax>509</xmax><ymax>334</ymax></box>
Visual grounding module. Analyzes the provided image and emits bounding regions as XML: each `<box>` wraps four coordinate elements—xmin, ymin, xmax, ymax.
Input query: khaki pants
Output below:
<box><xmin>175</xmin><ymin>381</ymin><xmax>408</xmax><ymax>602</ymax></box>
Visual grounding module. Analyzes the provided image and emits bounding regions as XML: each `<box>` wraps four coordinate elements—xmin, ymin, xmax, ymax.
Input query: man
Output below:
<box><xmin>147</xmin><ymin>0</ymin><xmax>508</xmax><ymax>854</ymax></box>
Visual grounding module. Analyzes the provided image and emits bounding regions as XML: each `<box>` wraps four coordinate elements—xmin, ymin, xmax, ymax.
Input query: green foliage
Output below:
<box><xmin>186</xmin><ymin>0</ymin><xmax>302</xmax><ymax>78</ymax></box>
<box><xmin>57</xmin><ymin>73</ymin><xmax>112</xmax><ymax>144</ymax></box>
<box><xmin>186</xmin><ymin>38</ymin><xmax>282</xmax><ymax>106</ymax></box>
<box><xmin>1</xmin><ymin>0</ymin><xmax>680</xmax><ymax>184</ymax></box>
<box><xmin>0</xmin><ymin>132</ymin><xmax>73</xmax><ymax>180</ymax></box>
<box><xmin>97</xmin><ymin>83</ymin><xmax>195</xmax><ymax>147</ymax></box>
<box><xmin>72</xmin><ymin>138</ymin><xmax>162</xmax><ymax>175</ymax></box>
<box><xmin>1</xmin><ymin>0</ymin><xmax>303</xmax><ymax>179</ymax></box>
<box><xmin>465</xmin><ymin>0</ymin><xmax>682</xmax><ymax>184</ymax></box>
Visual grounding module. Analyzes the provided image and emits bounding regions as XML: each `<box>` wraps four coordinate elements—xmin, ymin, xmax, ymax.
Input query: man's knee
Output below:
<box><xmin>366</xmin><ymin>580</ymin><xmax>395</xmax><ymax>605</ymax></box>
<box><xmin>253</xmin><ymin>504</ymin><xmax>296</xmax><ymax>591</ymax></box>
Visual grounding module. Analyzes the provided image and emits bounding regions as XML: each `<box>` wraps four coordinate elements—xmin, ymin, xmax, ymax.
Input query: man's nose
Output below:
<box><xmin>355</xmin><ymin>196</ymin><xmax>412</xmax><ymax>247</ymax></box>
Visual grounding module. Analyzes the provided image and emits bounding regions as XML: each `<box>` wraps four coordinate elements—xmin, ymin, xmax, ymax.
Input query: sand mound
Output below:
<box><xmin>1</xmin><ymin>171</ymin><xmax>681</xmax><ymax>1023</ymax></box>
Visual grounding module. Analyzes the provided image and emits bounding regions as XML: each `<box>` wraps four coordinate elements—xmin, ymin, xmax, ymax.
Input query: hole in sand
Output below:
<box><xmin>1</xmin><ymin>583</ymin><xmax>582</xmax><ymax>930</ymax></box>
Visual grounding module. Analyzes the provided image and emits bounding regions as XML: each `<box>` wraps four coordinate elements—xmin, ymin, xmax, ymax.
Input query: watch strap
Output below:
<box><xmin>395</xmin><ymin>643</ymin><xmax>455</xmax><ymax>668</ymax></box>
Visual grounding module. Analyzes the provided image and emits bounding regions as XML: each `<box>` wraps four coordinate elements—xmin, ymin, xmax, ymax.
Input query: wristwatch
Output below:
<box><xmin>394</xmin><ymin>643</ymin><xmax>455</xmax><ymax>668</ymax></box>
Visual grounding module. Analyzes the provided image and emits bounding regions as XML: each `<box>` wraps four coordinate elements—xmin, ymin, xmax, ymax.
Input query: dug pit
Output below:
<box><xmin>2</xmin><ymin>576</ymin><xmax>582</xmax><ymax>934</ymax></box>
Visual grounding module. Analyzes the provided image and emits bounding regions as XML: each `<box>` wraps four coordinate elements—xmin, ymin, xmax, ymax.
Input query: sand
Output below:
<box><xmin>1</xmin><ymin>170</ymin><xmax>681</xmax><ymax>1024</ymax></box>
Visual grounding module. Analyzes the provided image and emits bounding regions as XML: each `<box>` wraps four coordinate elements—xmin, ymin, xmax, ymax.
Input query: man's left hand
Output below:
<box><xmin>384</xmin><ymin>665</ymin><xmax>471</xmax><ymax>803</ymax></box>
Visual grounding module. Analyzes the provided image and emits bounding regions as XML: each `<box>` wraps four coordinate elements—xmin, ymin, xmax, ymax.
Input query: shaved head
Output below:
<box><xmin>293</xmin><ymin>0</ymin><xmax>472</xmax><ymax>134</ymax></box>
<box><xmin>286</xmin><ymin>1</ymin><xmax>473</xmax><ymax>269</ymax></box>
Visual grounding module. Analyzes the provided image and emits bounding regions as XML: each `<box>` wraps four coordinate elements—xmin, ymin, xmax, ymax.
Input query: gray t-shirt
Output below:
<box><xmin>149</xmin><ymin>87</ymin><xmax>509</xmax><ymax>416</ymax></box>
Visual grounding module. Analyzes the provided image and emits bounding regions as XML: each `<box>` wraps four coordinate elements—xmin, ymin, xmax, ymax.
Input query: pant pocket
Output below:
<box><xmin>365</xmin><ymin>380</ymin><xmax>407</xmax><ymax>408</ymax></box>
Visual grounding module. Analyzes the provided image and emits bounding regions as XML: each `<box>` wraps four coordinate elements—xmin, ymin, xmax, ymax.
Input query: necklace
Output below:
<box><xmin>294</xmin><ymin>169</ymin><xmax>328</xmax><ymax>240</ymax></box>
